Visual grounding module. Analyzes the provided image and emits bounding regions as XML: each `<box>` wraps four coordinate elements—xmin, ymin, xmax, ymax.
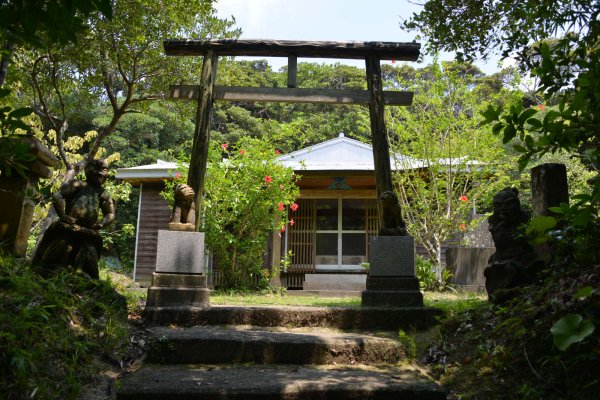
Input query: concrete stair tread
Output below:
<box><xmin>148</xmin><ymin>325</ymin><xmax>404</xmax><ymax>365</ymax></box>
<box><xmin>117</xmin><ymin>363</ymin><xmax>446</xmax><ymax>400</ymax></box>
<box><xmin>144</xmin><ymin>305</ymin><xmax>442</xmax><ymax>331</ymax></box>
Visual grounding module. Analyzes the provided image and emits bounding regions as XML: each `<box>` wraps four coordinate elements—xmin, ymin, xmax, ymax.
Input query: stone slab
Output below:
<box><xmin>531</xmin><ymin>163</ymin><xmax>569</xmax><ymax>217</ymax></box>
<box><xmin>151</xmin><ymin>272</ymin><xmax>207</xmax><ymax>287</ymax></box>
<box><xmin>303</xmin><ymin>274</ymin><xmax>366</xmax><ymax>291</ymax></box>
<box><xmin>361</xmin><ymin>290</ymin><xmax>424</xmax><ymax>308</ymax></box>
<box><xmin>369</xmin><ymin>236</ymin><xmax>416</xmax><ymax>277</ymax></box>
<box><xmin>117</xmin><ymin>364</ymin><xmax>447</xmax><ymax>400</ymax></box>
<box><xmin>147</xmin><ymin>325</ymin><xmax>403</xmax><ymax>365</ymax></box>
<box><xmin>155</xmin><ymin>230</ymin><xmax>205</xmax><ymax>274</ymax></box>
<box><xmin>145</xmin><ymin>286</ymin><xmax>210</xmax><ymax>308</ymax></box>
<box><xmin>366</xmin><ymin>276</ymin><xmax>420</xmax><ymax>291</ymax></box>
<box><xmin>446</xmin><ymin>247</ymin><xmax>495</xmax><ymax>288</ymax></box>
<box><xmin>143</xmin><ymin>305</ymin><xmax>442</xmax><ymax>331</ymax></box>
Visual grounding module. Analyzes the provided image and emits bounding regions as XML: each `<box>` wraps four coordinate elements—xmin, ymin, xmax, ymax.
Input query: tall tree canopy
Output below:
<box><xmin>404</xmin><ymin>0</ymin><xmax>600</xmax><ymax>265</ymax></box>
<box><xmin>9</xmin><ymin>0</ymin><xmax>239</xmax><ymax>179</ymax></box>
<box><xmin>404</xmin><ymin>0</ymin><xmax>599</xmax><ymax>172</ymax></box>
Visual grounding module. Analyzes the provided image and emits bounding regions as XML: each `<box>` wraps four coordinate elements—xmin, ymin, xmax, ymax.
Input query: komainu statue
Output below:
<box><xmin>378</xmin><ymin>191</ymin><xmax>407</xmax><ymax>236</ymax></box>
<box><xmin>32</xmin><ymin>159</ymin><xmax>115</xmax><ymax>279</ymax></box>
<box><xmin>484</xmin><ymin>187</ymin><xmax>544</xmax><ymax>302</ymax></box>
<box><xmin>168</xmin><ymin>183</ymin><xmax>196</xmax><ymax>230</ymax></box>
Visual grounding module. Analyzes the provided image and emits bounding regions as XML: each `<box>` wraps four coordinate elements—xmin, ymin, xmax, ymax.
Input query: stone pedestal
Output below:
<box><xmin>531</xmin><ymin>163</ymin><xmax>569</xmax><ymax>217</ymax></box>
<box><xmin>155</xmin><ymin>230</ymin><xmax>206</xmax><ymax>274</ymax></box>
<box><xmin>146</xmin><ymin>272</ymin><xmax>210</xmax><ymax>308</ymax></box>
<box><xmin>361</xmin><ymin>236</ymin><xmax>423</xmax><ymax>307</ymax></box>
<box><xmin>146</xmin><ymin>230</ymin><xmax>210</xmax><ymax>311</ymax></box>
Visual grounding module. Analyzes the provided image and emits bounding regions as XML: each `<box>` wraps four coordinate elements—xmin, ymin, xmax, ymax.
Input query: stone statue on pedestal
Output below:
<box><xmin>32</xmin><ymin>159</ymin><xmax>115</xmax><ymax>279</ymax></box>
<box><xmin>484</xmin><ymin>187</ymin><xmax>544</xmax><ymax>302</ymax></box>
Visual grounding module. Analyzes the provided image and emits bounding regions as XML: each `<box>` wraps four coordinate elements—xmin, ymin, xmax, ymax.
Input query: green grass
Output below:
<box><xmin>423</xmin><ymin>291</ymin><xmax>486</xmax><ymax>316</ymax></box>
<box><xmin>0</xmin><ymin>254</ymin><xmax>129</xmax><ymax>399</ymax></box>
<box><xmin>210</xmin><ymin>290</ymin><xmax>361</xmax><ymax>307</ymax></box>
<box><xmin>209</xmin><ymin>289</ymin><xmax>486</xmax><ymax>312</ymax></box>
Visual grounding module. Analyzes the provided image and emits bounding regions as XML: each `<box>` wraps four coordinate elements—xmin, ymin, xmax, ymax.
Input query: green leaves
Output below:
<box><xmin>526</xmin><ymin>215</ymin><xmax>557</xmax><ymax>244</ymax></box>
<box><xmin>551</xmin><ymin>314</ymin><xmax>595</xmax><ymax>351</ymax></box>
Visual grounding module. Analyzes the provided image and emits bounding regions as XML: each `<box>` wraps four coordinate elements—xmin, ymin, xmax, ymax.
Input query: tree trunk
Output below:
<box><xmin>435</xmin><ymin>241</ymin><xmax>443</xmax><ymax>282</ymax></box>
<box><xmin>0</xmin><ymin>42</ymin><xmax>13</xmax><ymax>87</ymax></box>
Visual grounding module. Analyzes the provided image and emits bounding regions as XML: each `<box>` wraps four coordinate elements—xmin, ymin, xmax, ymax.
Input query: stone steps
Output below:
<box><xmin>147</xmin><ymin>326</ymin><xmax>404</xmax><ymax>365</ymax></box>
<box><xmin>144</xmin><ymin>305</ymin><xmax>442</xmax><ymax>331</ymax></box>
<box><xmin>117</xmin><ymin>364</ymin><xmax>446</xmax><ymax>400</ymax></box>
<box><xmin>119</xmin><ymin>304</ymin><xmax>446</xmax><ymax>399</ymax></box>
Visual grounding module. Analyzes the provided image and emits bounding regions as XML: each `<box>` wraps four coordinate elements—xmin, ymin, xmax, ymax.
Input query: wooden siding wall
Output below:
<box><xmin>135</xmin><ymin>183</ymin><xmax>171</xmax><ymax>284</ymax></box>
<box><xmin>287</xmin><ymin>199</ymin><xmax>316</xmax><ymax>272</ymax></box>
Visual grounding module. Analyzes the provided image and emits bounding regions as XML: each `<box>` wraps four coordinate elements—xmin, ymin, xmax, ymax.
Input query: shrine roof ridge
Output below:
<box><xmin>163</xmin><ymin>38</ymin><xmax>420</xmax><ymax>61</ymax></box>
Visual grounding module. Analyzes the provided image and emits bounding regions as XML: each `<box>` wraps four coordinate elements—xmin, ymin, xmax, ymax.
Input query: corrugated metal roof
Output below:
<box><xmin>277</xmin><ymin>132</ymin><xmax>424</xmax><ymax>171</ymax></box>
<box><xmin>115</xmin><ymin>133</ymin><xmax>426</xmax><ymax>181</ymax></box>
<box><xmin>115</xmin><ymin>159</ymin><xmax>178</xmax><ymax>180</ymax></box>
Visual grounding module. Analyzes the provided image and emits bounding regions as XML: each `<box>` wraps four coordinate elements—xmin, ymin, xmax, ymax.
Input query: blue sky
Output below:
<box><xmin>215</xmin><ymin>0</ymin><xmax>502</xmax><ymax>75</ymax></box>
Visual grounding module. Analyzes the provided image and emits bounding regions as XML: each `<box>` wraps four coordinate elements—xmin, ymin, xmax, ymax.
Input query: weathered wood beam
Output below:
<box><xmin>187</xmin><ymin>51</ymin><xmax>218</xmax><ymax>231</ymax></box>
<box><xmin>169</xmin><ymin>85</ymin><xmax>414</xmax><ymax>106</ymax></box>
<box><xmin>164</xmin><ymin>39</ymin><xmax>420</xmax><ymax>61</ymax></box>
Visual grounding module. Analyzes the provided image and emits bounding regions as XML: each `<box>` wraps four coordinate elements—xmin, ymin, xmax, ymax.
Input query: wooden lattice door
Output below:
<box><xmin>287</xmin><ymin>199</ymin><xmax>316</xmax><ymax>272</ymax></box>
<box><xmin>366</xmin><ymin>199</ymin><xmax>380</xmax><ymax>259</ymax></box>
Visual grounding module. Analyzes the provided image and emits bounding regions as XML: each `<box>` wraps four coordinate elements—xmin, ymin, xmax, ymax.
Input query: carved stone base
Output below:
<box><xmin>361</xmin><ymin>236</ymin><xmax>423</xmax><ymax>307</ymax></box>
<box><xmin>168</xmin><ymin>222</ymin><xmax>195</xmax><ymax>232</ymax></box>
<box><xmin>362</xmin><ymin>276</ymin><xmax>423</xmax><ymax>307</ymax></box>
<box><xmin>146</xmin><ymin>272</ymin><xmax>210</xmax><ymax>309</ymax></box>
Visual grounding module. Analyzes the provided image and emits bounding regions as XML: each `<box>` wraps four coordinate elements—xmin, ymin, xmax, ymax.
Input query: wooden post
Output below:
<box><xmin>287</xmin><ymin>56</ymin><xmax>297</xmax><ymax>88</ymax></box>
<box><xmin>366</xmin><ymin>55</ymin><xmax>395</xmax><ymax>228</ymax></box>
<box><xmin>187</xmin><ymin>50</ymin><xmax>218</xmax><ymax>231</ymax></box>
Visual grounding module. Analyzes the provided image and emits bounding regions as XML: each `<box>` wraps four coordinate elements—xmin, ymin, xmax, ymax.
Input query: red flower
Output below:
<box><xmin>275</xmin><ymin>149</ymin><xmax>281</xmax><ymax>155</ymax></box>
<box><xmin>459</xmin><ymin>195</ymin><xmax>469</xmax><ymax>203</ymax></box>
<box><xmin>290</xmin><ymin>202</ymin><xmax>299</xmax><ymax>212</ymax></box>
<box><xmin>459</xmin><ymin>223</ymin><xmax>467</xmax><ymax>231</ymax></box>
<box><xmin>264</xmin><ymin>176</ymin><xmax>273</xmax><ymax>184</ymax></box>
<box><xmin>239</xmin><ymin>149</ymin><xmax>246</xmax><ymax>155</ymax></box>
<box><xmin>277</xmin><ymin>202</ymin><xmax>285</xmax><ymax>211</ymax></box>
<box><xmin>221</xmin><ymin>143</ymin><xmax>229</xmax><ymax>150</ymax></box>
<box><xmin>538</xmin><ymin>104</ymin><xmax>545</xmax><ymax>111</ymax></box>
<box><xmin>290</xmin><ymin>219</ymin><xmax>295</xmax><ymax>226</ymax></box>
<box><xmin>281</xmin><ymin>226</ymin><xmax>286</xmax><ymax>233</ymax></box>
<box><xmin>175</xmin><ymin>172</ymin><xmax>182</xmax><ymax>179</ymax></box>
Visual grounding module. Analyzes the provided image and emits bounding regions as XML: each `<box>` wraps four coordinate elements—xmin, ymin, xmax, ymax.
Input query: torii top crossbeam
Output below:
<box><xmin>164</xmin><ymin>39</ymin><xmax>420</xmax><ymax>234</ymax></box>
<box><xmin>164</xmin><ymin>39</ymin><xmax>420</xmax><ymax>60</ymax></box>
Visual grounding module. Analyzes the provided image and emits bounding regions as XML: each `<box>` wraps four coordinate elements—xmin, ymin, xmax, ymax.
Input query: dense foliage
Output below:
<box><xmin>406</xmin><ymin>1</ymin><xmax>600</xmax><ymax>397</ymax></box>
<box><xmin>429</xmin><ymin>265</ymin><xmax>599</xmax><ymax>399</ymax></box>
<box><xmin>163</xmin><ymin>137</ymin><xmax>300</xmax><ymax>289</ymax></box>
<box><xmin>389</xmin><ymin>62</ymin><xmax>518</xmax><ymax>277</ymax></box>
<box><xmin>0</xmin><ymin>253</ymin><xmax>129</xmax><ymax>399</ymax></box>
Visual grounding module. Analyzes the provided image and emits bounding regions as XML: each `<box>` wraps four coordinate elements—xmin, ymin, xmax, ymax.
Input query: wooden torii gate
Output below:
<box><xmin>163</xmin><ymin>39</ymin><xmax>420</xmax><ymax>231</ymax></box>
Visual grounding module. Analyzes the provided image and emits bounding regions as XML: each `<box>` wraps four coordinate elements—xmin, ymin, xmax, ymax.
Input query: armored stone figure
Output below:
<box><xmin>484</xmin><ymin>187</ymin><xmax>544</xmax><ymax>302</ymax></box>
<box><xmin>32</xmin><ymin>159</ymin><xmax>115</xmax><ymax>279</ymax></box>
<box><xmin>378</xmin><ymin>191</ymin><xmax>407</xmax><ymax>236</ymax></box>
